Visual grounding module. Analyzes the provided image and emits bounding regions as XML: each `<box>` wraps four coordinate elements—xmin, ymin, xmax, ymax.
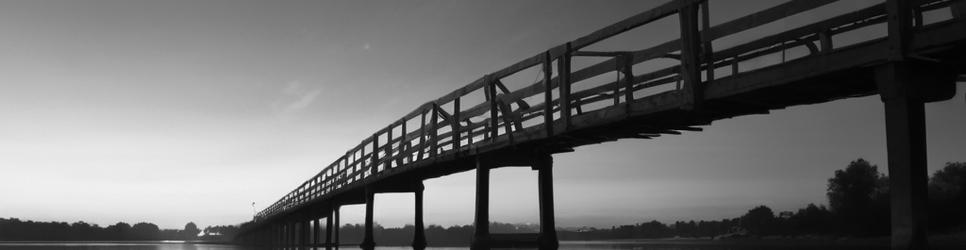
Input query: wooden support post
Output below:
<box><xmin>325</xmin><ymin>213</ymin><xmax>333</xmax><ymax>247</ymax></box>
<box><xmin>679</xmin><ymin>3</ymin><xmax>703</xmax><ymax>110</ymax></box>
<box><xmin>543</xmin><ymin>52</ymin><xmax>554</xmax><ymax>137</ymax></box>
<box><xmin>281</xmin><ymin>223</ymin><xmax>287</xmax><ymax>248</ymax></box>
<box><xmin>288</xmin><ymin>223</ymin><xmax>293</xmax><ymax>248</ymax></box>
<box><xmin>288</xmin><ymin>220</ymin><xmax>295</xmax><ymax>248</ymax></box>
<box><xmin>296</xmin><ymin>220</ymin><xmax>302</xmax><ymax>248</ymax></box>
<box><xmin>412</xmin><ymin>182</ymin><xmax>427</xmax><ymax>249</ymax></box>
<box><xmin>557</xmin><ymin>44</ymin><xmax>573</xmax><ymax>131</ymax></box>
<box><xmin>886</xmin><ymin>0</ymin><xmax>912</xmax><ymax>61</ymax></box>
<box><xmin>471</xmin><ymin>157</ymin><xmax>490</xmax><ymax>250</ymax></box>
<box><xmin>313</xmin><ymin>217</ymin><xmax>320</xmax><ymax>247</ymax></box>
<box><xmin>361</xmin><ymin>188</ymin><xmax>376</xmax><ymax>249</ymax></box>
<box><xmin>333</xmin><ymin>206</ymin><xmax>340</xmax><ymax>246</ymax></box>
<box><xmin>877</xmin><ymin>63</ymin><xmax>929</xmax><ymax>250</ymax></box>
<box><xmin>282</xmin><ymin>221</ymin><xmax>288</xmax><ymax>248</ymax></box>
<box><xmin>302</xmin><ymin>218</ymin><xmax>310</xmax><ymax>248</ymax></box>
<box><xmin>536</xmin><ymin>154</ymin><xmax>558</xmax><ymax>250</ymax></box>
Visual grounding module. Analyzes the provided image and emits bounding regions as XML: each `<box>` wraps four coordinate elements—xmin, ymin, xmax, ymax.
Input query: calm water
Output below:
<box><xmin>0</xmin><ymin>241</ymin><xmax>902</xmax><ymax>250</ymax></box>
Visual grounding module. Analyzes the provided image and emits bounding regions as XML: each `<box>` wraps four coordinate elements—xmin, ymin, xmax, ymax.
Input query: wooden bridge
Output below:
<box><xmin>234</xmin><ymin>0</ymin><xmax>966</xmax><ymax>249</ymax></box>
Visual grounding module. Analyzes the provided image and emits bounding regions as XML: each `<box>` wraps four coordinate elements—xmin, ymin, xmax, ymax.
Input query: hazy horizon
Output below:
<box><xmin>1</xmin><ymin>0</ymin><xmax>964</xmax><ymax>230</ymax></box>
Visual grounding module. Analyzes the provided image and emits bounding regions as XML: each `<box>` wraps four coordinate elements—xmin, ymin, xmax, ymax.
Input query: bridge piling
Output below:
<box><xmin>471</xmin><ymin>157</ymin><xmax>491</xmax><ymax>250</ymax></box>
<box><xmin>277</xmin><ymin>223</ymin><xmax>283</xmax><ymax>249</ymax></box>
<box><xmin>877</xmin><ymin>63</ymin><xmax>930</xmax><ymax>250</ymax></box>
<box><xmin>286</xmin><ymin>220</ymin><xmax>293</xmax><ymax>249</ymax></box>
<box><xmin>302</xmin><ymin>216</ymin><xmax>311</xmax><ymax>249</ymax></box>
<box><xmin>361</xmin><ymin>187</ymin><xmax>376</xmax><ymax>249</ymax></box>
<box><xmin>413</xmin><ymin>182</ymin><xmax>428</xmax><ymax>249</ymax></box>
<box><xmin>312</xmin><ymin>215</ymin><xmax>319</xmax><ymax>247</ymax></box>
<box><xmin>333</xmin><ymin>205</ymin><xmax>340</xmax><ymax>247</ymax></box>
<box><xmin>472</xmin><ymin>154</ymin><xmax>559</xmax><ymax>249</ymax></box>
<box><xmin>536</xmin><ymin>154</ymin><xmax>558</xmax><ymax>249</ymax></box>
<box><xmin>325</xmin><ymin>212</ymin><xmax>333</xmax><ymax>247</ymax></box>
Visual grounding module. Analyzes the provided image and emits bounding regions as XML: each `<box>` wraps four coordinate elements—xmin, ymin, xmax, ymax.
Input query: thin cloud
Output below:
<box><xmin>272</xmin><ymin>81</ymin><xmax>323</xmax><ymax>120</ymax></box>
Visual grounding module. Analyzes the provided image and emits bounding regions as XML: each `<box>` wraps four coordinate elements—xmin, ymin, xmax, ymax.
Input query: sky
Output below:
<box><xmin>0</xmin><ymin>0</ymin><xmax>964</xmax><ymax>230</ymax></box>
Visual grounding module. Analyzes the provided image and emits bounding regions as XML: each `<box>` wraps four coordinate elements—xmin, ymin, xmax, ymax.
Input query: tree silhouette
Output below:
<box><xmin>929</xmin><ymin>162</ymin><xmax>966</xmax><ymax>230</ymax></box>
<box><xmin>826</xmin><ymin>158</ymin><xmax>890</xmax><ymax>235</ymax></box>
<box><xmin>739</xmin><ymin>205</ymin><xmax>775</xmax><ymax>235</ymax></box>
<box><xmin>182</xmin><ymin>222</ymin><xmax>201</xmax><ymax>240</ymax></box>
<box><xmin>131</xmin><ymin>222</ymin><xmax>161</xmax><ymax>240</ymax></box>
<box><xmin>106</xmin><ymin>222</ymin><xmax>132</xmax><ymax>240</ymax></box>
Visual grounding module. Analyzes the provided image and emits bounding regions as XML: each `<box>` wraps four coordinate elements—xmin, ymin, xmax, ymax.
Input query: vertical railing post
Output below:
<box><xmin>385</xmin><ymin>125</ymin><xmax>393</xmax><ymax>170</ymax></box>
<box><xmin>620</xmin><ymin>53</ymin><xmax>634</xmax><ymax>113</ymax></box>
<box><xmin>371</xmin><ymin>135</ymin><xmax>379</xmax><ymax>176</ymax></box>
<box><xmin>487</xmin><ymin>76</ymin><xmax>499</xmax><ymax>140</ymax></box>
<box><xmin>557</xmin><ymin>43</ymin><xmax>572</xmax><ymax>132</ymax></box>
<box><xmin>701</xmin><ymin>1</ymin><xmax>714</xmax><ymax>83</ymax></box>
<box><xmin>819</xmin><ymin>30</ymin><xmax>833</xmax><ymax>54</ymax></box>
<box><xmin>612</xmin><ymin>62</ymin><xmax>621</xmax><ymax>106</ymax></box>
<box><xmin>430</xmin><ymin>103</ymin><xmax>439</xmax><ymax>157</ymax></box>
<box><xmin>418</xmin><ymin>110</ymin><xmax>426</xmax><ymax>161</ymax></box>
<box><xmin>542</xmin><ymin>51</ymin><xmax>554</xmax><ymax>137</ymax></box>
<box><xmin>454</xmin><ymin>97</ymin><xmax>461</xmax><ymax>151</ymax></box>
<box><xmin>400</xmin><ymin>119</ymin><xmax>408</xmax><ymax>164</ymax></box>
<box><xmin>679</xmin><ymin>2</ymin><xmax>703</xmax><ymax>110</ymax></box>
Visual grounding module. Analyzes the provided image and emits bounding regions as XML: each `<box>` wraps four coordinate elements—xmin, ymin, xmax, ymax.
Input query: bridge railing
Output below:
<box><xmin>253</xmin><ymin>0</ymin><xmax>964</xmax><ymax>221</ymax></box>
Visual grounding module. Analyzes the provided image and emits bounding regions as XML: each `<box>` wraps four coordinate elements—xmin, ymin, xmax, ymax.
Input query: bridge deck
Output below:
<box><xmin>248</xmin><ymin>0</ymin><xmax>966</xmax><ymax>227</ymax></box>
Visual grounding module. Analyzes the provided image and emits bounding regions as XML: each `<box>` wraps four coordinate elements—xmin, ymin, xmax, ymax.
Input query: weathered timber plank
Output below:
<box><xmin>711</xmin><ymin>4</ymin><xmax>887</xmax><ymax>62</ymax></box>
<box><xmin>706</xmin><ymin>39</ymin><xmax>890</xmax><ymax>99</ymax></box>
<box><xmin>571</xmin><ymin>0</ymin><xmax>701</xmax><ymax>50</ymax></box>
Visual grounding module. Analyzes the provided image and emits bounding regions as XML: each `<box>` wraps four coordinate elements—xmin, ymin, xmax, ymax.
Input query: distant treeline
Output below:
<box><xmin>262</xmin><ymin>159</ymin><xmax>966</xmax><ymax>245</ymax></box>
<box><xmin>0</xmin><ymin>220</ymin><xmax>201</xmax><ymax>241</ymax></box>
<box><xmin>561</xmin><ymin>160</ymin><xmax>966</xmax><ymax>240</ymax></box>
<box><xmin>7</xmin><ymin>159</ymin><xmax>964</xmax><ymax>245</ymax></box>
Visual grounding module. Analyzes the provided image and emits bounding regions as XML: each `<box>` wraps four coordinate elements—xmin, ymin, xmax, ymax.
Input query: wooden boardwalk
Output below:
<box><xmin>236</xmin><ymin>0</ymin><xmax>966</xmax><ymax>249</ymax></box>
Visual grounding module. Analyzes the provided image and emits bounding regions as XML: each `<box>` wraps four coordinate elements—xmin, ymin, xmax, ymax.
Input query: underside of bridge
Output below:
<box><xmin>234</xmin><ymin>0</ymin><xmax>966</xmax><ymax>249</ymax></box>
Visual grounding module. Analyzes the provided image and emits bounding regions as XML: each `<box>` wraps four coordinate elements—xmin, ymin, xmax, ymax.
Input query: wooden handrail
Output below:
<box><xmin>253</xmin><ymin>0</ymin><xmax>961</xmax><ymax>221</ymax></box>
